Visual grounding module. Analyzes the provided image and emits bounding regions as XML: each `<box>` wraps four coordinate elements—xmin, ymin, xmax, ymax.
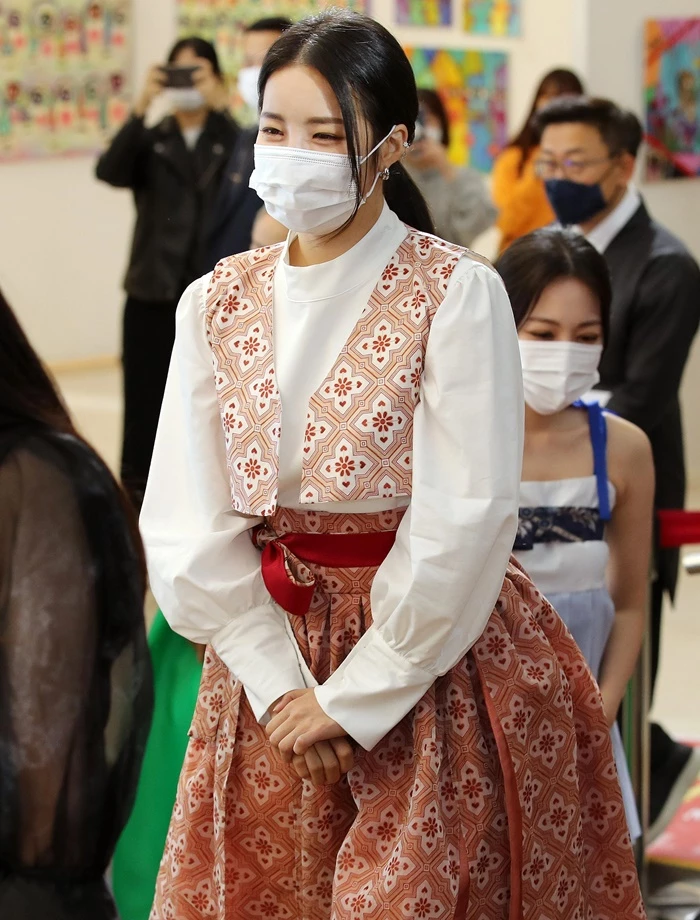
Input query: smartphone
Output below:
<box><xmin>162</xmin><ymin>65</ymin><xmax>198</xmax><ymax>89</ymax></box>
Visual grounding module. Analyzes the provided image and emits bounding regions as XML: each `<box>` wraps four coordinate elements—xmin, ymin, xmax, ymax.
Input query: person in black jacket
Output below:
<box><xmin>207</xmin><ymin>17</ymin><xmax>292</xmax><ymax>266</ymax></box>
<box><xmin>96</xmin><ymin>37</ymin><xmax>239</xmax><ymax>509</ymax></box>
<box><xmin>535</xmin><ymin>95</ymin><xmax>700</xmax><ymax>839</ymax></box>
<box><xmin>0</xmin><ymin>286</ymin><xmax>152</xmax><ymax>920</ymax></box>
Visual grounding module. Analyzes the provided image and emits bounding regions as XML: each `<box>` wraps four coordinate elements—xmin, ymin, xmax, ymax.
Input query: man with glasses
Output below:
<box><xmin>535</xmin><ymin>95</ymin><xmax>700</xmax><ymax>841</ymax></box>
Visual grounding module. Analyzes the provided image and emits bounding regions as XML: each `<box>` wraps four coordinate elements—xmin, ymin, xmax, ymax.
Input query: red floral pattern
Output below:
<box><xmin>205</xmin><ymin>231</ymin><xmax>465</xmax><ymax>514</ymax></box>
<box><xmin>151</xmin><ymin>510</ymin><xmax>645</xmax><ymax>920</ymax></box>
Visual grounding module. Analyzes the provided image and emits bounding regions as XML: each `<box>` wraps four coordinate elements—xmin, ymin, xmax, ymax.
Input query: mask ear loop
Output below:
<box><xmin>358</xmin><ymin>124</ymin><xmax>398</xmax><ymax>205</ymax></box>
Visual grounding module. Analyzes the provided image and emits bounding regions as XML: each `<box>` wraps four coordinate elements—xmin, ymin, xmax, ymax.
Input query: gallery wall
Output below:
<box><xmin>0</xmin><ymin>0</ymin><xmax>699</xmax><ymax>481</ymax></box>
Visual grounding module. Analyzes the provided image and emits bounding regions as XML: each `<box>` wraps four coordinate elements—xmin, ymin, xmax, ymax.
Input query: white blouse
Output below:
<box><xmin>141</xmin><ymin>205</ymin><xmax>524</xmax><ymax>751</ymax></box>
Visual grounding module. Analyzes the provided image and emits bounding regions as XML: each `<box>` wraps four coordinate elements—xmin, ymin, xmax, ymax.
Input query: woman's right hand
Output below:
<box><xmin>292</xmin><ymin>737</ymin><xmax>355</xmax><ymax>786</ymax></box>
<box><xmin>133</xmin><ymin>65</ymin><xmax>166</xmax><ymax>118</ymax></box>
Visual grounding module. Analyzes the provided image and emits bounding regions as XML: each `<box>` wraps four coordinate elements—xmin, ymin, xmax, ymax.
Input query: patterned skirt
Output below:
<box><xmin>151</xmin><ymin>508</ymin><xmax>645</xmax><ymax>920</ymax></box>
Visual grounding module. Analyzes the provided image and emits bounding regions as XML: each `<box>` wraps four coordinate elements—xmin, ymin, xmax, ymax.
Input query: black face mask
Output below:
<box><xmin>544</xmin><ymin>178</ymin><xmax>607</xmax><ymax>226</ymax></box>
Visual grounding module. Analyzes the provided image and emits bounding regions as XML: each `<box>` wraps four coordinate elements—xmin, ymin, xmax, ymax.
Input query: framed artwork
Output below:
<box><xmin>0</xmin><ymin>1</ymin><xmax>131</xmax><ymax>161</ymax></box>
<box><xmin>405</xmin><ymin>46</ymin><xmax>507</xmax><ymax>172</ymax></box>
<box><xmin>396</xmin><ymin>0</ymin><xmax>451</xmax><ymax>27</ymax></box>
<box><xmin>176</xmin><ymin>0</ymin><xmax>368</xmax><ymax>119</ymax></box>
<box><xmin>463</xmin><ymin>0</ymin><xmax>521</xmax><ymax>37</ymax></box>
<box><xmin>644</xmin><ymin>18</ymin><xmax>700</xmax><ymax>180</ymax></box>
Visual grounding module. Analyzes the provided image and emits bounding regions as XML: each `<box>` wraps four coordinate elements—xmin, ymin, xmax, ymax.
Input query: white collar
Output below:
<box><xmin>281</xmin><ymin>203</ymin><xmax>407</xmax><ymax>303</ymax></box>
<box><xmin>580</xmin><ymin>185</ymin><xmax>641</xmax><ymax>254</ymax></box>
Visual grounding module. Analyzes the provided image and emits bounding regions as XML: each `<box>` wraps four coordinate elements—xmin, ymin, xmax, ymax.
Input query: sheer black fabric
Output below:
<box><xmin>0</xmin><ymin>425</ymin><xmax>153</xmax><ymax>919</ymax></box>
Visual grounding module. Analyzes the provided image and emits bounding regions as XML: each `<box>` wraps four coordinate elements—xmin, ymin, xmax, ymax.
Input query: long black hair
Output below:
<box><xmin>495</xmin><ymin>228</ymin><xmax>612</xmax><ymax>347</ymax></box>
<box><xmin>0</xmin><ymin>286</ymin><xmax>147</xmax><ymax>589</ymax></box>
<box><xmin>258</xmin><ymin>10</ymin><xmax>435</xmax><ymax>234</ymax></box>
<box><xmin>168</xmin><ymin>36</ymin><xmax>223</xmax><ymax>78</ymax></box>
<box><xmin>507</xmin><ymin>68</ymin><xmax>584</xmax><ymax>175</ymax></box>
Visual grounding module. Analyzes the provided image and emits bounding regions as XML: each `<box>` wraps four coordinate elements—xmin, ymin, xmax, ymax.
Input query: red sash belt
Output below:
<box><xmin>253</xmin><ymin>529</ymin><xmax>397</xmax><ymax>617</ymax></box>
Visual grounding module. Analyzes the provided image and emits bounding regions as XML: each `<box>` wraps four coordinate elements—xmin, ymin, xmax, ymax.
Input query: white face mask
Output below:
<box><xmin>249</xmin><ymin>125</ymin><xmax>396</xmax><ymax>235</ymax></box>
<box><xmin>518</xmin><ymin>340</ymin><xmax>603</xmax><ymax>415</ymax></box>
<box><xmin>237</xmin><ymin>65</ymin><xmax>260</xmax><ymax>111</ymax></box>
<box><xmin>165</xmin><ymin>87</ymin><xmax>205</xmax><ymax>112</ymax></box>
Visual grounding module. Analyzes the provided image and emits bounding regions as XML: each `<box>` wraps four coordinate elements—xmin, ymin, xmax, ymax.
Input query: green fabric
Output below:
<box><xmin>112</xmin><ymin>612</ymin><xmax>202</xmax><ymax>920</ymax></box>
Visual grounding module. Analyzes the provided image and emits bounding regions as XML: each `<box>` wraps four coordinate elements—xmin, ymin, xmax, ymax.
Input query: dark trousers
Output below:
<box><xmin>121</xmin><ymin>296</ymin><xmax>177</xmax><ymax>510</ymax></box>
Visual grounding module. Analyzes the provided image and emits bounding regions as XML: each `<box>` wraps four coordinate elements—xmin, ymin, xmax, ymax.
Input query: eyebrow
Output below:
<box><xmin>526</xmin><ymin>317</ymin><xmax>602</xmax><ymax>327</ymax></box>
<box><xmin>259</xmin><ymin>112</ymin><xmax>345</xmax><ymax>126</ymax></box>
<box><xmin>539</xmin><ymin>147</ymin><xmax>589</xmax><ymax>157</ymax></box>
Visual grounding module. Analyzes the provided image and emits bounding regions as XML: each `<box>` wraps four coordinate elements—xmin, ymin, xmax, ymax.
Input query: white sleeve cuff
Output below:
<box><xmin>314</xmin><ymin>627</ymin><xmax>434</xmax><ymax>751</ymax></box>
<box><xmin>211</xmin><ymin>604</ymin><xmax>309</xmax><ymax>724</ymax></box>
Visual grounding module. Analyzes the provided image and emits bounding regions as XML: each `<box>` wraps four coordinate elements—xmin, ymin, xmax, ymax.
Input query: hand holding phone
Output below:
<box><xmin>133</xmin><ymin>63</ymin><xmax>167</xmax><ymax>117</ymax></box>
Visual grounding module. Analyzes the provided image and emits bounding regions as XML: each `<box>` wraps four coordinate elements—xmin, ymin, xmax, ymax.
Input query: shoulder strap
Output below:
<box><xmin>584</xmin><ymin>401</ymin><xmax>611</xmax><ymax>521</ymax></box>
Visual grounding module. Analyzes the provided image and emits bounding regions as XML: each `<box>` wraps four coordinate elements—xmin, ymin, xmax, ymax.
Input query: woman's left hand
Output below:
<box><xmin>193</xmin><ymin>58</ymin><xmax>229</xmax><ymax>112</ymax></box>
<box><xmin>266</xmin><ymin>688</ymin><xmax>346</xmax><ymax>758</ymax></box>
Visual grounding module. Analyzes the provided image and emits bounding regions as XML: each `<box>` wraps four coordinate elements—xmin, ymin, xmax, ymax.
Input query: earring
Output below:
<box><xmin>403</xmin><ymin>141</ymin><xmax>410</xmax><ymax>148</ymax></box>
<box><xmin>382</xmin><ymin>166</ymin><xmax>391</xmax><ymax>180</ymax></box>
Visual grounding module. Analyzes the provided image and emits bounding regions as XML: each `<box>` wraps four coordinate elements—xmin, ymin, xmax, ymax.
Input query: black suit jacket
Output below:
<box><xmin>599</xmin><ymin>200</ymin><xmax>700</xmax><ymax>595</ymax></box>
<box><xmin>96</xmin><ymin>112</ymin><xmax>239</xmax><ymax>302</ymax></box>
<box><xmin>207</xmin><ymin>126</ymin><xmax>263</xmax><ymax>267</ymax></box>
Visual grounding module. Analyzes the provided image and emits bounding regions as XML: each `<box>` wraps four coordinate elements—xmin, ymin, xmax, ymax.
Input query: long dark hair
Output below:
<box><xmin>168</xmin><ymin>36</ymin><xmax>223</xmax><ymax>78</ymax></box>
<box><xmin>508</xmin><ymin>68</ymin><xmax>584</xmax><ymax>175</ymax></box>
<box><xmin>0</xmin><ymin>287</ymin><xmax>147</xmax><ymax>588</ymax></box>
<box><xmin>495</xmin><ymin>228</ymin><xmax>612</xmax><ymax>347</ymax></box>
<box><xmin>258</xmin><ymin>10</ymin><xmax>435</xmax><ymax>234</ymax></box>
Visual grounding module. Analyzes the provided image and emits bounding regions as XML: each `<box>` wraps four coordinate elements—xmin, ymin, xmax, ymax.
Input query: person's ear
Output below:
<box><xmin>378</xmin><ymin>124</ymin><xmax>409</xmax><ymax>170</ymax></box>
<box><xmin>619</xmin><ymin>151</ymin><xmax>636</xmax><ymax>184</ymax></box>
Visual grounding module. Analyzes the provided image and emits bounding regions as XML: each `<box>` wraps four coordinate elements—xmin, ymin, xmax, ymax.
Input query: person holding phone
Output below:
<box><xmin>96</xmin><ymin>36</ymin><xmax>239</xmax><ymax>512</ymax></box>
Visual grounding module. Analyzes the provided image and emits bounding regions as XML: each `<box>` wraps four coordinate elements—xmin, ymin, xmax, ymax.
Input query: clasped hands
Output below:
<box><xmin>266</xmin><ymin>688</ymin><xmax>354</xmax><ymax>786</ymax></box>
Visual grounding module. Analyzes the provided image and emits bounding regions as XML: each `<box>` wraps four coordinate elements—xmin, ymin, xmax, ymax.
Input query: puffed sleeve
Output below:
<box><xmin>140</xmin><ymin>277</ymin><xmax>314</xmax><ymax>721</ymax></box>
<box><xmin>314</xmin><ymin>259</ymin><xmax>523</xmax><ymax>750</ymax></box>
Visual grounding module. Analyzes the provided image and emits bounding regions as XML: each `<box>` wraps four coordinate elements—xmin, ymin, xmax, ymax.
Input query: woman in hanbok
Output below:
<box><xmin>143</xmin><ymin>11</ymin><xmax>645</xmax><ymax>919</ymax></box>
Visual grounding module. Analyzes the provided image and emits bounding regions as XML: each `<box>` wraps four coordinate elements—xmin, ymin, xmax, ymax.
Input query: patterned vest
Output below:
<box><xmin>205</xmin><ymin>228</ymin><xmax>472</xmax><ymax>516</ymax></box>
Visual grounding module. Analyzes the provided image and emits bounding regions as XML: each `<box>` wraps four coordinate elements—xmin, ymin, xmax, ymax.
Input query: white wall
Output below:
<box><xmin>0</xmin><ymin>0</ymin><xmax>177</xmax><ymax>363</ymax></box>
<box><xmin>581</xmin><ymin>0</ymin><xmax>700</xmax><ymax>485</ymax></box>
<box><xmin>0</xmin><ymin>0</ymin><xmax>577</xmax><ymax>363</ymax></box>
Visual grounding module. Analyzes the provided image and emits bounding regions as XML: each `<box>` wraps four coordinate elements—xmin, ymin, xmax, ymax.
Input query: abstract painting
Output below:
<box><xmin>644</xmin><ymin>18</ymin><xmax>700</xmax><ymax>180</ymax></box>
<box><xmin>464</xmin><ymin>0</ymin><xmax>521</xmax><ymax>37</ymax></box>
<box><xmin>405</xmin><ymin>47</ymin><xmax>508</xmax><ymax>171</ymax></box>
<box><xmin>396</xmin><ymin>0</ymin><xmax>451</xmax><ymax>27</ymax></box>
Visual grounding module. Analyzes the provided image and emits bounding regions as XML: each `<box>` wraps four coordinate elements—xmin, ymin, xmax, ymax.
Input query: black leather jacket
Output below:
<box><xmin>96</xmin><ymin>111</ymin><xmax>239</xmax><ymax>303</ymax></box>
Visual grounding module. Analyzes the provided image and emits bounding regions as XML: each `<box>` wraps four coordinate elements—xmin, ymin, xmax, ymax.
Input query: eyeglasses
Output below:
<box><xmin>534</xmin><ymin>155</ymin><xmax>614</xmax><ymax>181</ymax></box>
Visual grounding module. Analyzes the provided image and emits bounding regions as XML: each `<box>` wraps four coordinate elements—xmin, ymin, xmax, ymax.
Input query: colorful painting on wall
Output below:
<box><xmin>644</xmin><ymin>18</ymin><xmax>700</xmax><ymax>180</ymax></box>
<box><xmin>0</xmin><ymin>1</ymin><xmax>131</xmax><ymax>161</ymax></box>
<box><xmin>464</xmin><ymin>0</ymin><xmax>520</xmax><ymax>37</ymax></box>
<box><xmin>396</xmin><ymin>0</ymin><xmax>451</xmax><ymax>27</ymax></box>
<box><xmin>405</xmin><ymin>46</ymin><xmax>507</xmax><ymax>172</ymax></box>
<box><xmin>176</xmin><ymin>0</ymin><xmax>368</xmax><ymax>120</ymax></box>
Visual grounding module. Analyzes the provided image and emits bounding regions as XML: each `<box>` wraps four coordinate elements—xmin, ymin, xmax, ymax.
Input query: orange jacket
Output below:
<box><xmin>492</xmin><ymin>145</ymin><xmax>555</xmax><ymax>251</ymax></box>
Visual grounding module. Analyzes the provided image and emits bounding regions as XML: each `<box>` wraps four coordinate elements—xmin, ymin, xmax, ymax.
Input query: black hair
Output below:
<box><xmin>168</xmin><ymin>36</ymin><xmax>223</xmax><ymax>78</ymax></box>
<box><xmin>245</xmin><ymin>17</ymin><xmax>293</xmax><ymax>34</ymax></box>
<box><xmin>495</xmin><ymin>227</ymin><xmax>612</xmax><ymax>348</ymax></box>
<box><xmin>258</xmin><ymin>10</ymin><xmax>435</xmax><ymax>235</ymax></box>
<box><xmin>417</xmin><ymin>89</ymin><xmax>450</xmax><ymax>147</ymax></box>
<box><xmin>535</xmin><ymin>96</ymin><xmax>644</xmax><ymax>158</ymax></box>
<box><xmin>0</xmin><ymin>286</ymin><xmax>147</xmax><ymax>586</ymax></box>
<box><xmin>507</xmin><ymin>69</ymin><xmax>584</xmax><ymax>176</ymax></box>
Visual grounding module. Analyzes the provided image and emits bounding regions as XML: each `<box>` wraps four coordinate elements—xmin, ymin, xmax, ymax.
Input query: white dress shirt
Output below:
<box><xmin>141</xmin><ymin>205</ymin><xmax>524</xmax><ymax>750</ymax></box>
<box><xmin>580</xmin><ymin>185</ymin><xmax>641</xmax><ymax>254</ymax></box>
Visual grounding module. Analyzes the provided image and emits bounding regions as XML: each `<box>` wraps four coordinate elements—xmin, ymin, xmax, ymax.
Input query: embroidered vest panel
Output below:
<box><xmin>206</xmin><ymin>231</ymin><xmax>466</xmax><ymax>515</ymax></box>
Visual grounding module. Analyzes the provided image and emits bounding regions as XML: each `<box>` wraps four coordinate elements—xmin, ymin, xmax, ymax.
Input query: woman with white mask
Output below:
<box><xmin>496</xmin><ymin>227</ymin><xmax>654</xmax><ymax>841</ymax></box>
<box><xmin>143</xmin><ymin>13</ymin><xmax>643</xmax><ymax>919</ymax></box>
<box><xmin>96</xmin><ymin>36</ymin><xmax>238</xmax><ymax>512</ymax></box>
